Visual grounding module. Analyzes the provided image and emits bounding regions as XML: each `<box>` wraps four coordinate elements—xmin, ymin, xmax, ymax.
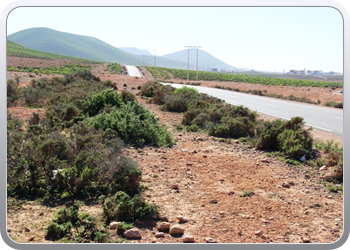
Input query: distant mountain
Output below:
<box><xmin>7</xmin><ymin>27</ymin><xmax>239</xmax><ymax>70</ymax></box>
<box><xmin>162</xmin><ymin>48</ymin><xmax>238</xmax><ymax>71</ymax></box>
<box><xmin>7</xmin><ymin>27</ymin><xmax>142</xmax><ymax>65</ymax></box>
<box><xmin>129</xmin><ymin>54</ymin><xmax>195</xmax><ymax>70</ymax></box>
<box><xmin>7</xmin><ymin>39</ymin><xmax>100</xmax><ymax>63</ymax></box>
<box><xmin>119</xmin><ymin>47</ymin><xmax>152</xmax><ymax>56</ymax></box>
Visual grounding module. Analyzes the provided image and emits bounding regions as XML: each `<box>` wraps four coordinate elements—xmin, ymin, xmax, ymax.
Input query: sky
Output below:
<box><xmin>6</xmin><ymin>6</ymin><xmax>343</xmax><ymax>72</ymax></box>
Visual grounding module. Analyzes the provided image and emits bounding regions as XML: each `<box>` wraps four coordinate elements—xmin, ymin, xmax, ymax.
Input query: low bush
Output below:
<box><xmin>255</xmin><ymin>117</ymin><xmax>313</xmax><ymax>159</ymax></box>
<box><xmin>323</xmin><ymin>101</ymin><xmax>343</xmax><ymax>109</ymax></box>
<box><xmin>86</xmin><ymin>102</ymin><xmax>174</xmax><ymax>147</ymax></box>
<box><xmin>182</xmin><ymin>103</ymin><xmax>258</xmax><ymax>138</ymax></box>
<box><xmin>174</xmin><ymin>86</ymin><xmax>198</xmax><ymax>95</ymax></box>
<box><xmin>102</xmin><ymin>191</ymin><xmax>158</xmax><ymax>223</ymax></box>
<box><xmin>7</xmin><ymin>80</ymin><xmax>20</xmax><ymax>106</ymax></box>
<box><xmin>83</xmin><ymin>89</ymin><xmax>123</xmax><ymax>117</ymax></box>
<box><xmin>46</xmin><ymin>203</ymin><xmax>111</xmax><ymax>242</ymax></box>
<box><xmin>121</xmin><ymin>90</ymin><xmax>137</xmax><ymax>104</ymax></box>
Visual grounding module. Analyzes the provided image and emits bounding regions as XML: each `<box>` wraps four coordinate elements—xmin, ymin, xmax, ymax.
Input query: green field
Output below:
<box><xmin>145</xmin><ymin>67</ymin><xmax>343</xmax><ymax>88</ymax></box>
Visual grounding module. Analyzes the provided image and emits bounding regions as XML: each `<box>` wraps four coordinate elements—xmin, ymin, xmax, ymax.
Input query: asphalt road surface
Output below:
<box><xmin>163</xmin><ymin>83</ymin><xmax>343</xmax><ymax>136</ymax></box>
<box><xmin>125</xmin><ymin>65</ymin><xmax>142</xmax><ymax>77</ymax></box>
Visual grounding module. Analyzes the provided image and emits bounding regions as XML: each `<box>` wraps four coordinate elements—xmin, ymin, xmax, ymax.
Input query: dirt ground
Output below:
<box><xmin>6</xmin><ymin>57</ymin><xmax>343</xmax><ymax>244</ymax></box>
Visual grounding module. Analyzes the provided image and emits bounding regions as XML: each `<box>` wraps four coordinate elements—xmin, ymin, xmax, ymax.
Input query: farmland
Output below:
<box><xmin>144</xmin><ymin>67</ymin><xmax>343</xmax><ymax>88</ymax></box>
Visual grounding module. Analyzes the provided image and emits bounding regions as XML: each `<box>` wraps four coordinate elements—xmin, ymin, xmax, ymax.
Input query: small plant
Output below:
<box><xmin>153</xmin><ymin>174</ymin><xmax>158</xmax><ymax>178</ymax></box>
<box><xmin>327</xmin><ymin>185</ymin><xmax>342</xmax><ymax>193</ymax></box>
<box><xmin>309</xmin><ymin>202</ymin><xmax>322</xmax><ymax>208</ymax></box>
<box><xmin>241</xmin><ymin>190</ymin><xmax>254</xmax><ymax>197</ymax></box>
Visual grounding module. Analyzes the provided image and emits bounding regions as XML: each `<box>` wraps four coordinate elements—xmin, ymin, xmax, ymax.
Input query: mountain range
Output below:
<box><xmin>8</xmin><ymin>27</ymin><xmax>238</xmax><ymax>70</ymax></box>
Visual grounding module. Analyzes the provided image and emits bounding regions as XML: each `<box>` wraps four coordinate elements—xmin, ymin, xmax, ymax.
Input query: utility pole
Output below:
<box><xmin>184</xmin><ymin>46</ymin><xmax>192</xmax><ymax>81</ymax></box>
<box><xmin>193</xmin><ymin>46</ymin><xmax>202</xmax><ymax>81</ymax></box>
<box><xmin>143</xmin><ymin>55</ymin><xmax>148</xmax><ymax>66</ymax></box>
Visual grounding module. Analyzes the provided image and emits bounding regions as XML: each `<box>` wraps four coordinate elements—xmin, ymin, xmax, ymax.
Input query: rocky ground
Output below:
<box><xmin>6</xmin><ymin>58</ymin><xmax>343</xmax><ymax>243</ymax></box>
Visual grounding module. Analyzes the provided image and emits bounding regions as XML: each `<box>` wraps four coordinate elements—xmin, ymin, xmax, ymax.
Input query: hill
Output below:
<box><xmin>131</xmin><ymin>54</ymin><xmax>196</xmax><ymax>70</ymax></box>
<box><xmin>7</xmin><ymin>27</ymin><xmax>142</xmax><ymax>65</ymax></box>
<box><xmin>119</xmin><ymin>47</ymin><xmax>152</xmax><ymax>56</ymax></box>
<box><xmin>162</xmin><ymin>48</ymin><xmax>239</xmax><ymax>71</ymax></box>
<box><xmin>7</xmin><ymin>39</ymin><xmax>101</xmax><ymax>63</ymax></box>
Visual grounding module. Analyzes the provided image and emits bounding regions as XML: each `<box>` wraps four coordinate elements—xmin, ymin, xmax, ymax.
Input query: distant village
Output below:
<box><xmin>200</xmin><ymin>67</ymin><xmax>342</xmax><ymax>75</ymax></box>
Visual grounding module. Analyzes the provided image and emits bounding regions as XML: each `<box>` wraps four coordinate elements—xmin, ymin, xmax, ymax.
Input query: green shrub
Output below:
<box><xmin>174</xmin><ymin>86</ymin><xmax>198</xmax><ymax>95</ymax></box>
<box><xmin>277</xmin><ymin>129</ymin><xmax>313</xmax><ymax>159</ymax></box>
<box><xmin>121</xmin><ymin>90</ymin><xmax>137</xmax><ymax>104</ymax></box>
<box><xmin>152</xmin><ymin>85</ymin><xmax>176</xmax><ymax>105</ymax></box>
<box><xmin>86</xmin><ymin>102</ymin><xmax>174</xmax><ymax>147</ymax></box>
<box><xmin>102</xmin><ymin>191</ymin><xmax>158</xmax><ymax>223</ymax></box>
<box><xmin>324</xmin><ymin>101</ymin><xmax>343</xmax><ymax>109</ymax></box>
<box><xmin>46</xmin><ymin>203</ymin><xmax>105</xmax><ymax>242</ymax></box>
<box><xmin>255</xmin><ymin>117</ymin><xmax>313</xmax><ymax>159</ymax></box>
<box><xmin>139</xmin><ymin>81</ymin><xmax>158</xmax><ymax>97</ymax></box>
<box><xmin>255</xmin><ymin>119</ymin><xmax>285</xmax><ymax>150</ymax></box>
<box><xmin>7</xmin><ymin>80</ymin><xmax>20</xmax><ymax>106</ymax></box>
<box><xmin>182</xmin><ymin>104</ymin><xmax>257</xmax><ymax>138</ymax></box>
<box><xmin>103</xmin><ymin>80</ymin><xmax>117</xmax><ymax>90</ymax></box>
<box><xmin>83</xmin><ymin>89</ymin><xmax>123</xmax><ymax>117</ymax></box>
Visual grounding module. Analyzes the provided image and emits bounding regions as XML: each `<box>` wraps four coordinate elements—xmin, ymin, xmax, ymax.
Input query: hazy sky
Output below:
<box><xmin>7</xmin><ymin>7</ymin><xmax>343</xmax><ymax>72</ymax></box>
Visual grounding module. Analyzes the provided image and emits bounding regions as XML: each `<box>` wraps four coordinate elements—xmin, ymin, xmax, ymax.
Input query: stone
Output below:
<box><xmin>260</xmin><ymin>158</ymin><xmax>269</xmax><ymax>163</ymax></box>
<box><xmin>159</xmin><ymin>215</ymin><xmax>168</xmax><ymax>221</ymax></box>
<box><xmin>151</xmin><ymin>238</ymin><xmax>157</xmax><ymax>243</ymax></box>
<box><xmin>209</xmin><ymin>199</ymin><xmax>218</xmax><ymax>204</ymax></box>
<box><xmin>282</xmin><ymin>182</ymin><xmax>290</xmax><ymax>188</ymax></box>
<box><xmin>228</xmin><ymin>191</ymin><xmax>235</xmax><ymax>195</ymax></box>
<box><xmin>203</xmin><ymin>154</ymin><xmax>207</xmax><ymax>158</ymax></box>
<box><xmin>124</xmin><ymin>228</ymin><xmax>141</xmax><ymax>239</ymax></box>
<box><xmin>182</xmin><ymin>234</ymin><xmax>194</xmax><ymax>243</ymax></box>
<box><xmin>169</xmin><ymin>225</ymin><xmax>185</xmax><ymax>235</ymax></box>
<box><xmin>109</xmin><ymin>221</ymin><xmax>121</xmax><ymax>229</ymax></box>
<box><xmin>302</xmin><ymin>237</ymin><xmax>310</xmax><ymax>243</ymax></box>
<box><xmin>304</xmin><ymin>174</ymin><xmax>311</xmax><ymax>179</ymax></box>
<box><xmin>255</xmin><ymin>230</ymin><xmax>262</xmax><ymax>236</ymax></box>
<box><xmin>219</xmin><ymin>211</ymin><xmax>225</xmax><ymax>216</ymax></box>
<box><xmin>155</xmin><ymin>232</ymin><xmax>165</xmax><ymax>238</ymax></box>
<box><xmin>177</xmin><ymin>216</ymin><xmax>188</xmax><ymax>223</ymax></box>
<box><xmin>319</xmin><ymin>165</ymin><xmax>328</xmax><ymax>171</ymax></box>
<box><xmin>7</xmin><ymin>228</ymin><xmax>12</xmax><ymax>232</ymax></box>
<box><xmin>234</xmin><ymin>140</ymin><xmax>240</xmax><ymax>144</ymax></box>
<box><xmin>205</xmin><ymin>237</ymin><xmax>217</xmax><ymax>243</ymax></box>
<box><xmin>157</xmin><ymin>222</ymin><xmax>171</xmax><ymax>231</ymax></box>
<box><xmin>39</xmin><ymin>212</ymin><xmax>44</xmax><ymax>216</ymax></box>
<box><xmin>25</xmin><ymin>227</ymin><xmax>30</xmax><ymax>232</ymax></box>
<box><xmin>29</xmin><ymin>236</ymin><xmax>35</xmax><ymax>241</ymax></box>
<box><xmin>171</xmin><ymin>184</ymin><xmax>179</xmax><ymax>189</ymax></box>
<box><xmin>261</xmin><ymin>219</ymin><xmax>269</xmax><ymax>223</ymax></box>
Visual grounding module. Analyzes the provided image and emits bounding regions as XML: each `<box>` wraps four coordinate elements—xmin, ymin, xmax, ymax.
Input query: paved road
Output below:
<box><xmin>163</xmin><ymin>83</ymin><xmax>343</xmax><ymax>136</ymax></box>
<box><xmin>125</xmin><ymin>65</ymin><xmax>142</xmax><ymax>77</ymax></box>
